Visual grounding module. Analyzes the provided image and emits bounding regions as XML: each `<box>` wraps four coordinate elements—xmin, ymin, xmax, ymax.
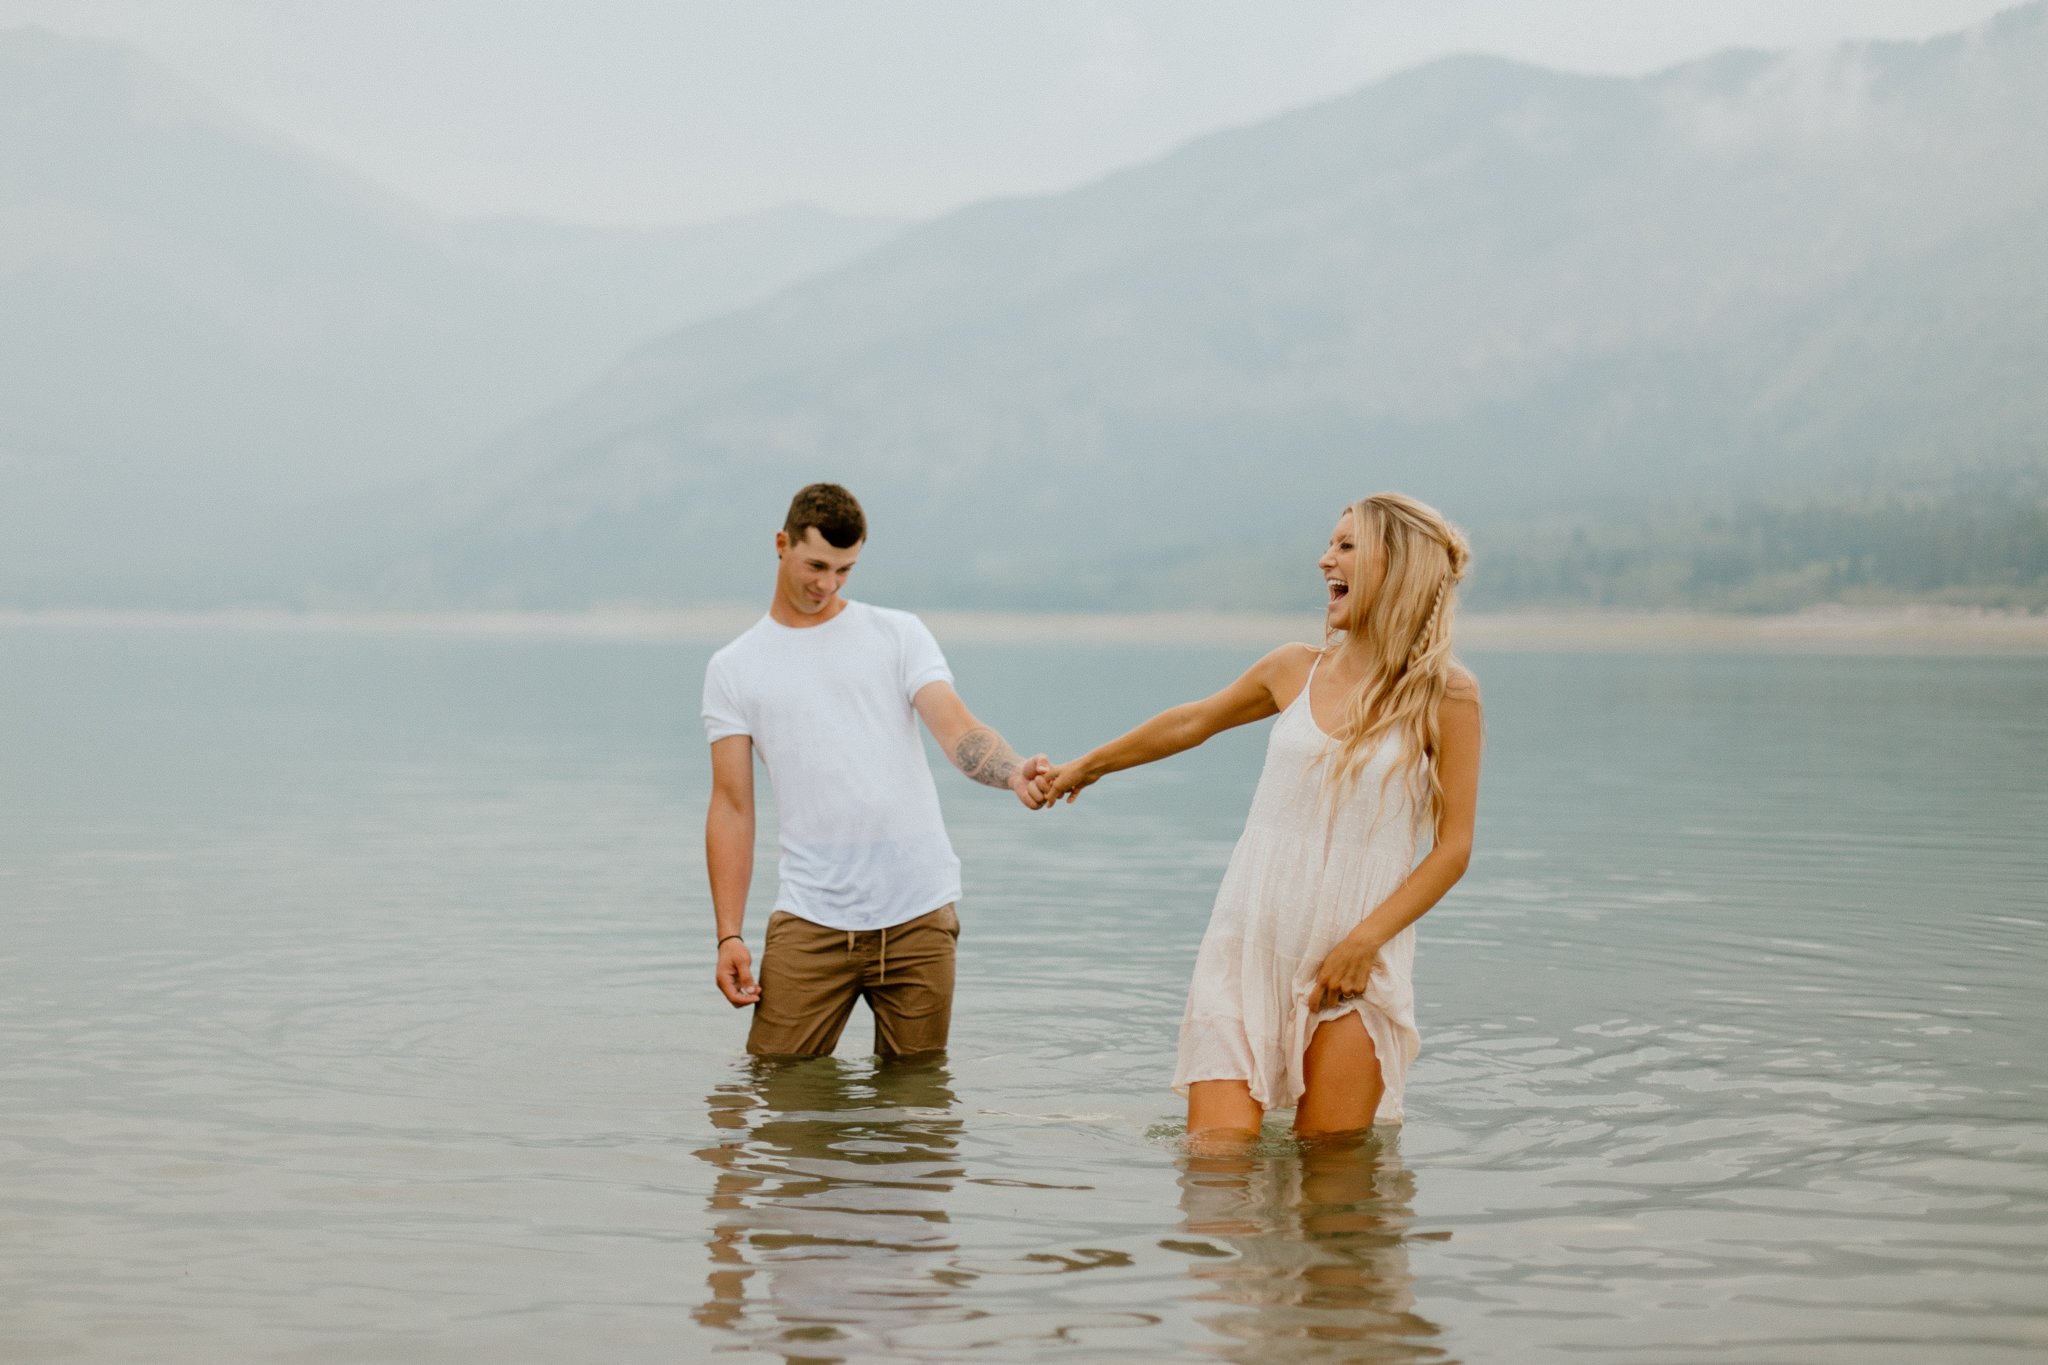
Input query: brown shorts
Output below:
<box><xmin>746</xmin><ymin>904</ymin><xmax>959</xmax><ymax>1058</ymax></box>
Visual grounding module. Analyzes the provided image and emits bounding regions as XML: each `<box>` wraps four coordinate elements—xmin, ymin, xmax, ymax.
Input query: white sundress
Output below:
<box><xmin>1174</xmin><ymin>651</ymin><xmax>1426</xmax><ymax>1121</ymax></box>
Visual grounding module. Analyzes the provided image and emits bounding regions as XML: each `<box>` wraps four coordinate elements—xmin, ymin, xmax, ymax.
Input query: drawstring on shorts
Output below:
<box><xmin>844</xmin><ymin>925</ymin><xmax>889</xmax><ymax>984</ymax></box>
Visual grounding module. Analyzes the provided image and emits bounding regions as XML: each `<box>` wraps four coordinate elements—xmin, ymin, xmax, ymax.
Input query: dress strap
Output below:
<box><xmin>1293</xmin><ymin>646</ymin><xmax>1322</xmax><ymax>713</ymax></box>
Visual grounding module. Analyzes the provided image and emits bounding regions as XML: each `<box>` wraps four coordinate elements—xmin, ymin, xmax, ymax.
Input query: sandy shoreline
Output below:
<box><xmin>3</xmin><ymin>604</ymin><xmax>2046</xmax><ymax>653</ymax></box>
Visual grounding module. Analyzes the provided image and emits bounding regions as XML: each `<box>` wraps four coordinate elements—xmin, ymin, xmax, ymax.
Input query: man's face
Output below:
<box><xmin>775</xmin><ymin>526</ymin><xmax>862</xmax><ymax>615</ymax></box>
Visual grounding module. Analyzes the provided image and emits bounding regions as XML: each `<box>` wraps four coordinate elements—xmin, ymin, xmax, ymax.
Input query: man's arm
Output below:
<box><xmin>706</xmin><ymin>735</ymin><xmax>761</xmax><ymax>1007</ymax></box>
<box><xmin>912</xmin><ymin>682</ymin><xmax>1050</xmax><ymax>809</ymax></box>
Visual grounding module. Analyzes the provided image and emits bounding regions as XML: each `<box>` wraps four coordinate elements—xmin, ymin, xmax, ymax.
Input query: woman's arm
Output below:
<box><xmin>1307</xmin><ymin>679</ymin><xmax>1482</xmax><ymax>1011</ymax></box>
<box><xmin>1045</xmin><ymin>644</ymin><xmax>1310</xmax><ymax>804</ymax></box>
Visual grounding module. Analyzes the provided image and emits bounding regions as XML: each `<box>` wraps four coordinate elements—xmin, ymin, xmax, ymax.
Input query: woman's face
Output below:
<box><xmin>1318</xmin><ymin>510</ymin><xmax>1385</xmax><ymax>630</ymax></box>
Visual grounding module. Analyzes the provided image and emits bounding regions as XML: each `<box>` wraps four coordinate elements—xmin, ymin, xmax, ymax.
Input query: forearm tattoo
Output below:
<box><xmin>953</xmin><ymin>727</ymin><xmax>1020</xmax><ymax>789</ymax></box>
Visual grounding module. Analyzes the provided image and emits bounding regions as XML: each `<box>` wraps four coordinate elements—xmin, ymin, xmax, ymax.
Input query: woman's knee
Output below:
<box><xmin>1187</xmin><ymin>1079</ymin><xmax>1263</xmax><ymax>1143</ymax></box>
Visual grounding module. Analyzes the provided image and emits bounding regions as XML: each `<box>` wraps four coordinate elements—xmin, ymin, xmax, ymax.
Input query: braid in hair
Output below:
<box><xmin>1410</xmin><ymin>575</ymin><xmax>1450</xmax><ymax>662</ymax></box>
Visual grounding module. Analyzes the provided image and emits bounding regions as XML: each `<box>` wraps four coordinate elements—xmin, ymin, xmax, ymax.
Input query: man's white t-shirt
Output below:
<box><xmin>701</xmin><ymin>600</ymin><xmax>962</xmax><ymax>932</ymax></box>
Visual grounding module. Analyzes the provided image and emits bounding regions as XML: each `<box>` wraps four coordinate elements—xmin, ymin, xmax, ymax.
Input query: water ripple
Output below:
<box><xmin>3</xmin><ymin>636</ymin><xmax>2045</xmax><ymax>1361</ymax></box>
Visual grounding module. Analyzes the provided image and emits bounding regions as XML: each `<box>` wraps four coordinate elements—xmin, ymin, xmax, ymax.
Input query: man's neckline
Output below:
<box><xmin>764</xmin><ymin>598</ymin><xmax>860</xmax><ymax>632</ymax></box>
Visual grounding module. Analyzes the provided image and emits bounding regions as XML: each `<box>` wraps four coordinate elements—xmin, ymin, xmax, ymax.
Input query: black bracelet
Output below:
<box><xmin>717</xmin><ymin>934</ymin><xmax>744</xmax><ymax>947</ymax></box>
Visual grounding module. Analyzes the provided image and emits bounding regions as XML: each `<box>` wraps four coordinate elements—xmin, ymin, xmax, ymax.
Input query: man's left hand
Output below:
<box><xmin>1011</xmin><ymin>754</ymin><xmax>1052</xmax><ymax>809</ymax></box>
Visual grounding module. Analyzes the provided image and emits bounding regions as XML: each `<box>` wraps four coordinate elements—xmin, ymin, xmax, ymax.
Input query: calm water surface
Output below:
<box><xmin>2</xmin><ymin>629</ymin><xmax>2045</xmax><ymax>1363</ymax></box>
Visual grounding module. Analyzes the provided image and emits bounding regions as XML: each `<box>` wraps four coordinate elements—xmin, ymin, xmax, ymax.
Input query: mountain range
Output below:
<box><xmin>0</xmin><ymin>26</ymin><xmax>904</xmax><ymax>602</ymax></box>
<box><xmin>5</xmin><ymin>7</ymin><xmax>2045</xmax><ymax>611</ymax></box>
<box><xmin>328</xmin><ymin>1</ymin><xmax>2048</xmax><ymax>611</ymax></box>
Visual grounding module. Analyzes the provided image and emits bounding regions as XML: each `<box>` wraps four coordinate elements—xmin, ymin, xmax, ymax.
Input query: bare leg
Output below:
<box><xmin>1186</xmin><ymin>1079</ymin><xmax>1263</xmax><ymax>1153</ymax></box>
<box><xmin>1294</xmin><ymin>1011</ymin><xmax>1385</xmax><ymax>1140</ymax></box>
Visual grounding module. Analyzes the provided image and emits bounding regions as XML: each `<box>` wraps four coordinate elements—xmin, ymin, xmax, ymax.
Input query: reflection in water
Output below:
<box><xmin>1176</xmin><ymin>1134</ymin><xmax>1451</xmax><ymax>1364</ymax></box>
<box><xmin>696</xmin><ymin>1057</ymin><xmax>966</xmax><ymax>1362</ymax></box>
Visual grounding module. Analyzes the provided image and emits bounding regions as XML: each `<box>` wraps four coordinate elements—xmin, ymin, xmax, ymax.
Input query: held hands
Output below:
<box><xmin>1007</xmin><ymin>755</ymin><xmax>1100</xmax><ymax>810</ymax></box>
<box><xmin>1306</xmin><ymin>927</ymin><xmax>1385</xmax><ymax>1013</ymax></box>
<box><xmin>716</xmin><ymin>937</ymin><xmax>760</xmax><ymax>1008</ymax></box>
<box><xmin>1041</xmin><ymin>758</ymin><xmax>1099</xmax><ymax>806</ymax></box>
<box><xmin>1010</xmin><ymin>754</ymin><xmax>1053</xmax><ymax>809</ymax></box>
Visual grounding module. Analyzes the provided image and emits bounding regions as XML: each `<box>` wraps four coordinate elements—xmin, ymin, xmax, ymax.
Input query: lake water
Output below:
<box><xmin>3</xmin><ymin>627</ymin><xmax>2045</xmax><ymax>1363</ymax></box>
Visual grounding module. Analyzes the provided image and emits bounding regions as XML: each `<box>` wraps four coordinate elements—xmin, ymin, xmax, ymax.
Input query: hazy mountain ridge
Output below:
<box><xmin>447</xmin><ymin>206</ymin><xmax>908</xmax><ymax>378</ymax></box>
<box><xmin>6</xmin><ymin>8</ymin><xmax>2044</xmax><ymax>612</ymax></box>
<box><xmin>1481</xmin><ymin>461</ymin><xmax>2048</xmax><ymax>612</ymax></box>
<box><xmin>324</xmin><ymin>2</ymin><xmax>2047</xmax><ymax>611</ymax></box>
<box><xmin>0</xmin><ymin>26</ymin><xmax>910</xmax><ymax>601</ymax></box>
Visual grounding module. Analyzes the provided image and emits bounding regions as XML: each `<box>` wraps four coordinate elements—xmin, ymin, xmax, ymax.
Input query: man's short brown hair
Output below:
<box><xmin>784</xmin><ymin>483</ymin><xmax>866</xmax><ymax>549</ymax></box>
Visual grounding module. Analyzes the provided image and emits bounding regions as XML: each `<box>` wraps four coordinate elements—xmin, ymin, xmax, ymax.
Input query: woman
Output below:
<box><xmin>1044</xmin><ymin>493</ymin><xmax>1481</xmax><ymax>1145</ymax></box>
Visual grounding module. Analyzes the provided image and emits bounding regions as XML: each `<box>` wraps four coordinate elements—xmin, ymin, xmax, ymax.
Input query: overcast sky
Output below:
<box><xmin>0</xmin><ymin>0</ymin><xmax>2022</xmax><ymax>226</ymax></box>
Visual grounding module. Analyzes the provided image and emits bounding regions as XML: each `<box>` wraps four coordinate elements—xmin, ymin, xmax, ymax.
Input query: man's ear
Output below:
<box><xmin>774</xmin><ymin>530</ymin><xmax>790</xmax><ymax>556</ymax></box>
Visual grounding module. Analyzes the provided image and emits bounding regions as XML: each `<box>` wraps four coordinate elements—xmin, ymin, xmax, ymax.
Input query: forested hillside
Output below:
<box><xmin>309</xmin><ymin>3</ymin><xmax>2048</xmax><ymax>613</ymax></box>
<box><xmin>5</xmin><ymin>7</ymin><xmax>2045</xmax><ymax>614</ymax></box>
<box><xmin>1475</xmin><ymin>463</ymin><xmax>2048</xmax><ymax>612</ymax></box>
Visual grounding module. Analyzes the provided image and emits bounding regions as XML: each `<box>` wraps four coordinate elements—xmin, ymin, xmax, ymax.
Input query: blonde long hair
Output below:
<box><xmin>1321</xmin><ymin>493</ymin><xmax>1471</xmax><ymax>827</ymax></box>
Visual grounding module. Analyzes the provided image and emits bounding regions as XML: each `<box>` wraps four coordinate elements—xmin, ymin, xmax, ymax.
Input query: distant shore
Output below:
<box><xmin>4</xmin><ymin>604</ymin><xmax>2047</xmax><ymax>653</ymax></box>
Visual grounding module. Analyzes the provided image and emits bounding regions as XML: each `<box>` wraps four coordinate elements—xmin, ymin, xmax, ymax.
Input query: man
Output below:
<box><xmin>703</xmin><ymin>483</ymin><xmax>1049</xmax><ymax>1057</ymax></box>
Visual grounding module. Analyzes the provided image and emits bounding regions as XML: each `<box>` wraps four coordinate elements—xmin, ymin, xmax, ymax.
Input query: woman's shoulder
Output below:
<box><xmin>1248</xmin><ymin>640</ymin><xmax>1320</xmax><ymax>670</ymax></box>
<box><xmin>1443</xmin><ymin>661</ymin><xmax>1481</xmax><ymax>703</ymax></box>
<box><xmin>1244</xmin><ymin>641</ymin><xmax>1320</xmax><ymax>704</ymax></box>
